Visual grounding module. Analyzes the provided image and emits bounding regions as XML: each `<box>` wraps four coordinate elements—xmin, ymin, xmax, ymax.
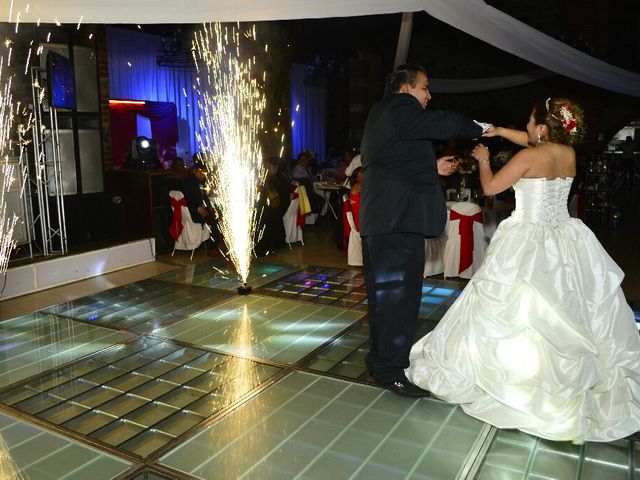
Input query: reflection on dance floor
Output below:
<box><xmin>0</xmin><ymin>258</ymin><xmax>637</xmax><ymax>479</ymax></box>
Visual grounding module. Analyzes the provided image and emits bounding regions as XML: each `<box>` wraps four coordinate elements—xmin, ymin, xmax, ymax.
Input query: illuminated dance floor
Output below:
<box><xmin>0</xmin><ymin>257</ymin><xmax>638</xmax><ymax>479</ymax></box>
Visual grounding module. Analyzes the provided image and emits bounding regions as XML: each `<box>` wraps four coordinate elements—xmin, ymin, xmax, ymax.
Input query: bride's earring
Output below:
<box><xmin>537</xmin><ymin>132</ymin><xmax>542</xmax><ymax>144</ymax></box>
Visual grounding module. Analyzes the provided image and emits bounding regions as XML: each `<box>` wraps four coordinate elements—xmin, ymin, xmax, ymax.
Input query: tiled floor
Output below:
<box><xmin>1</xmin><ymin>214</ymin><xmax>639</xmax><ymax>478</ymax></box>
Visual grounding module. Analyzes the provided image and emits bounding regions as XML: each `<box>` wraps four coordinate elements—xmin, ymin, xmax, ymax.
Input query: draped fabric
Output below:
<box><xmin>109</xmin><ymin>101</ymin><xmax>179</xmax><ymax>168</ymax></box>
<box><xmin>18</xmin><ymin>1</ymin><xmax>640</xmax><ymax>97</ymax></box>
<box><xmin>290</xmin><ymin>63</ymin><xmax>327</xmax><ymax>163</ymax></box>
<box><xmin>422</xmin><ymin>0</ymin><xmax>640</xmax><ymax>97</ymax></box>
<box><xmin>429</xmin><ymin>69</ymin><xmax>556</xmax><ymax>94</ymax></box>
<box><xmin>106</xmin><ymin>27</ymin><xmax>202</xmax><ymax>161</ymax></box>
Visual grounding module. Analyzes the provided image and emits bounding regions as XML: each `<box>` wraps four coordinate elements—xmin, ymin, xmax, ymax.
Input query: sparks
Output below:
<box><xmin>193</xmin><ymin>22</ymin><xmax>267</xmax><ymax>285</ymax></box>
<box><xmin>0</xmin><ymin>433</ymin><xmax>23</xmax><ymax>480</ymax></box>
<box><xmin>76</xmin><ymin>15</ymin><xmax>83</xmax><ymax>30</ymax></box>
<box><xmin>0</xmin><ymin>42</ymin><xmax>17</xmax><ymax>276</ymax></box>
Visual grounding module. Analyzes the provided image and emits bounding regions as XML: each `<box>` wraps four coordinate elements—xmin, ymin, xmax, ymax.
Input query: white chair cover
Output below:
<box><xmin>424</xmin><ymin>236</ymin><xmax>446</xmax><ymax>276</ymax></box>
<box><xmin>283</xmin><ymin>189</ymin><xmax>303</xmax><ymax>245</ymax></box>
<box><xmin>343</xmin><ymin>193</ymin><xmax>362</xmax><ymax>266</ymax></box>
<box><xmin>443</xmin><ymin>202</ymin><xmax>486</xmax><ymax>279</ymax></box>
<box><xmin>169</xmin><ymin>190</ymin><xmax>210</xmax><ymax>256</ymax></box>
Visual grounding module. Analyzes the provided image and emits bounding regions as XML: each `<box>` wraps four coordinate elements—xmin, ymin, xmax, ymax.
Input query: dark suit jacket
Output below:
<box><xmin>360</xmin><ymin>93</ymin><xmax>483</xmax><ymax>237</ymax></box>
<box><xmin>182</xmin><ymin>172</ymin><xmax>211</xmax><ymax>224</ymax></box>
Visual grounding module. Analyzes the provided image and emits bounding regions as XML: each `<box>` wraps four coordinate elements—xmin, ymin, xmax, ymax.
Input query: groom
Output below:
<box><xmin>360</xmin><ymin>63</ymin><xmax>483</xmax><ymax>397</ymax></box>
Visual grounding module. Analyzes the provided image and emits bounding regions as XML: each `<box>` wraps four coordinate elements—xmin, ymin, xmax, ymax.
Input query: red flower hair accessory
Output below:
<box><xmin>559</xmin><ymin>104</ymin><xmax>577</xmax><ymax>135</ymax></box>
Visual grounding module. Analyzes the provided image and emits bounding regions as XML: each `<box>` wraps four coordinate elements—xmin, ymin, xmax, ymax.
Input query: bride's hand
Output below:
<box><xmin>482</xmin><ymin>124</ymin><xmax>498</xmax><ymax>137</ymax></box>
<box><xmin>437</xmin><ymin>155</ymin><xmax>457</xmax><ymax>176</ymax></box>
<box><xmin>471</xmin><ymin>144</ymin><xmax>490</xmax><ymax>163</ymax></box>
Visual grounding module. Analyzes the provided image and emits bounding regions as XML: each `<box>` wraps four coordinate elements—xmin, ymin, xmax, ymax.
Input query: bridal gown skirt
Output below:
<box><xmin>406</xmin><ymin>214</ymin><xmax>640</xmax><ymax>443</ymax></box>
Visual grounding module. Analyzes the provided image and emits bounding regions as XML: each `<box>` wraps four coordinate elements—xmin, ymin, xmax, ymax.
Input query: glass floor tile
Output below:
<box><xmin>0</xmin><ymin>411</ymin><xmax>132</xmax><ymax>479</ymax></box>
<box><xmin>257</xmin><ymin>268</ymin><xmax>463</xmax><ymax>321</ymax></box>
<box><xmin>153</xmin><ymin>294</ymin><xmax>364</xmax><ymax>364</ymax></box>
<box><xmin>159</xmin><ymin>371</ymin><xmax>488</xmax><ymax>479</ymax></box>
<box><xmin>0</xmin><ymin>312</ymin><xmax>133</xmax><ymax>389</ymax></box>
<box><xmin>152</xmin><ymin>258</ymin><xmax>299</xmax><ymax>291</ymax></box>
<box><xmin>127</xmin><ymin>470</ymin><xmax>173</xmax><ymax>480</ymax></box>
<box><xmin>0</xmin><ymin>337</ymin><xmax>281</xmax><ymax>458</ymax></box>
<box><xmin>302</xmin><ymin>312</ymin><xmax>441</xmax><ymax>381</ymax></box>
<box><xmin>256</xmin><ymin>266</ymin><xmax>369</xmax><ymax>309</ymax></box>
<box><xmin>304</xmin><ymin>323</ymin><xmax>371</xmax><ymax>381</ymax></box>
<box><xmin>476</xmin><ymin>428</ymin><xmax>638</xmax><ymax>480</ymax></box>
<box><xmin>43</xmin><ymin>278</ymin><xmax>234</xmax><ymax>334</ymax></box>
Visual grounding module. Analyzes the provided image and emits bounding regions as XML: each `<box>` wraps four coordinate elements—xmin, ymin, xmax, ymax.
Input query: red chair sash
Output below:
<box><xmin>169</xmin><ymin>197</ymin><xmax>187</xmax><ymax>241</ymax></box>
<box><xmin>449</xmin><ymin>210</ymin><xmax>483</xmax><ymax>273</ymax></box>
<box><xmin>290</xmin><ymin>185</ymin><xmax>304</xmax><ymax>227</ymax></box>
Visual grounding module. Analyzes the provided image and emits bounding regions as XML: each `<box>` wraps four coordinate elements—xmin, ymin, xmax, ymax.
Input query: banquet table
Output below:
<box><xmin>313</xmin><ymin>181</ymin><xmax>343</xmax><ymax>219</ymax></box>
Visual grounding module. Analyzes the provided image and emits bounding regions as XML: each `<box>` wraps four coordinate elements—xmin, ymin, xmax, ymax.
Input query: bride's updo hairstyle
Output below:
<box><xmin>533</xmin><ymin>98</ymin><xmax>586</xmax><ymax>146</ymax></box>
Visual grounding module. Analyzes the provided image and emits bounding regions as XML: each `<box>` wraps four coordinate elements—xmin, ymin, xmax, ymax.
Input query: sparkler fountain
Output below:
<box><xmin>0</xmin><ymin>41</ymin><xmax>16</xmax><ymax>279</ymax></box>
<box><xmin>0</xmin><ymin>27</ymin><xmax>26</xmax><ymax>480</ymax></box>
<box><xmin>193</xmin><ymin>23</ymin><xmax>267</xmax><ymax>295</ymax></box>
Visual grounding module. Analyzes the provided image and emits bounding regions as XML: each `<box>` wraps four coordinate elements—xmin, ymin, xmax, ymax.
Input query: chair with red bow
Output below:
<box><xmin>283</xmin><ymin>184</ymin><xmax>304</xmax><ymax>246</ymax></box>
<box><xmin>443</xmin><ymin>202</ymin><xmax>486</xmax><ymax>278</ymax></box>
<box><xmin>342</xmin><ymin>192</ymin><xmax>362</xmax><ymax>266</ymax></box>
<box><xmin>168</xmin><ymin>190</ymin><xmax>211</xmax><ymax>260</ymax></box>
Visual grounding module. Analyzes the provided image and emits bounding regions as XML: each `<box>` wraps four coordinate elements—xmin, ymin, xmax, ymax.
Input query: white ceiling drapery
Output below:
<box><xmin>429</xmin><ymin>69</ymin><xmax>556</xmax><ymax>94</ymax></box>
<box><xmin>7</xmin><ymin>0</ymin><xmax>640</xmax><ymax>97</ymax></box>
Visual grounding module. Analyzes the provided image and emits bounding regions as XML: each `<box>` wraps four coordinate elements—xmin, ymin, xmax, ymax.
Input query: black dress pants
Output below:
<box><xmin>362</xmin><ymin>232</ymin><xmax>425</xmax><ymax>383</ymax></box>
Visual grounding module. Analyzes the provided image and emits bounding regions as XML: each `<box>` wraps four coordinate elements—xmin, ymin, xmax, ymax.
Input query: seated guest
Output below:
<box><xmin>182</xmin><ymin>157</ymin><xmax>220</xmax><ymax>254</ymax></box>
<box><xmin>292</xmin><ymin>150</ymin><xmax>323</xmax><ymax>213</ymax></box>
<box><xmin>172</xmin><ymin>156</ymin><xmax>186</xmax><ymax>176</ymax></box>
<box><xmin>255</xmin><ymin>157</ymin><xmax>291</xmax><ymax>256</ymax></box>
<box><xmin>291</xmin><ymin>150</ymin><xmax>313</xmax><ymax>181</ymax></box>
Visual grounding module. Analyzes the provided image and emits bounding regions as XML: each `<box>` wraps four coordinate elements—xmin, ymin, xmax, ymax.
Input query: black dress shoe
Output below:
<box><xmin>377</xmin><ymin>378</ymin><xmax>430</xmax><ymax>398</ymax></box>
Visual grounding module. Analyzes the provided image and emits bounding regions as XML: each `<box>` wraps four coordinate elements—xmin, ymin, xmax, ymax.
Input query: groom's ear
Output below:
<box><xmin>399</xmin><ymin>83</ymin><xmax>411</xmax><ymax>94</ymax></box>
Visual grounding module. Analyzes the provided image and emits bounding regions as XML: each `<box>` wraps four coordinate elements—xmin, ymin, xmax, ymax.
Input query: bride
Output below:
<box><xmin>405</xmin><ymin>98</ymin><xmax>640</xmax><ymax>443</ymax></box>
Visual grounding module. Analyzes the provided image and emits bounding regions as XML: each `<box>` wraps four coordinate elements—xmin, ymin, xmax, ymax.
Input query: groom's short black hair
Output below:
<box><xmin>389</xmin><ymin>64</ymin><xmax>428</xmax><ymax>93</ymax></box>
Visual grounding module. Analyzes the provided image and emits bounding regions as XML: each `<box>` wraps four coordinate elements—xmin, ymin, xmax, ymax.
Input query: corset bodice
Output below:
<box><xmin>511</xmin><ymin>177</ymin><xmax>573</xmax><ymax>226</ymax></box>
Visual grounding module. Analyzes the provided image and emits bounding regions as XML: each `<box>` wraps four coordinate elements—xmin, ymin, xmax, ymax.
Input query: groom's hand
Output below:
<box><xmin>437</xmin><ymin>155</ymin><xmax>457</xmax><ymax>176</ymax></box>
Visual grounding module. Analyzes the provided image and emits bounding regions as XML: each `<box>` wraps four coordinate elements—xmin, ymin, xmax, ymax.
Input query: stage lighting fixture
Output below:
<box><xmin>125</xmin><ymin>136</ymin><xmax>159</xmax><ymax>169</ymax></box>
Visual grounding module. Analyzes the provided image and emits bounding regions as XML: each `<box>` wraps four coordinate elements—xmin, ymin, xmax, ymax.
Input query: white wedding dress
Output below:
<box><xmin>406</xmin><ymin>177</ymin><xmax>640</xmax><ymax>443</ymax></box>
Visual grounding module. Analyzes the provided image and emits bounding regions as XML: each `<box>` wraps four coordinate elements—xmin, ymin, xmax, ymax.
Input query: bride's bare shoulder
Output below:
<box><xmin>523</xmin><ymin>143</ymin><xmax>575</xmax><ymax>178</ymax></box>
